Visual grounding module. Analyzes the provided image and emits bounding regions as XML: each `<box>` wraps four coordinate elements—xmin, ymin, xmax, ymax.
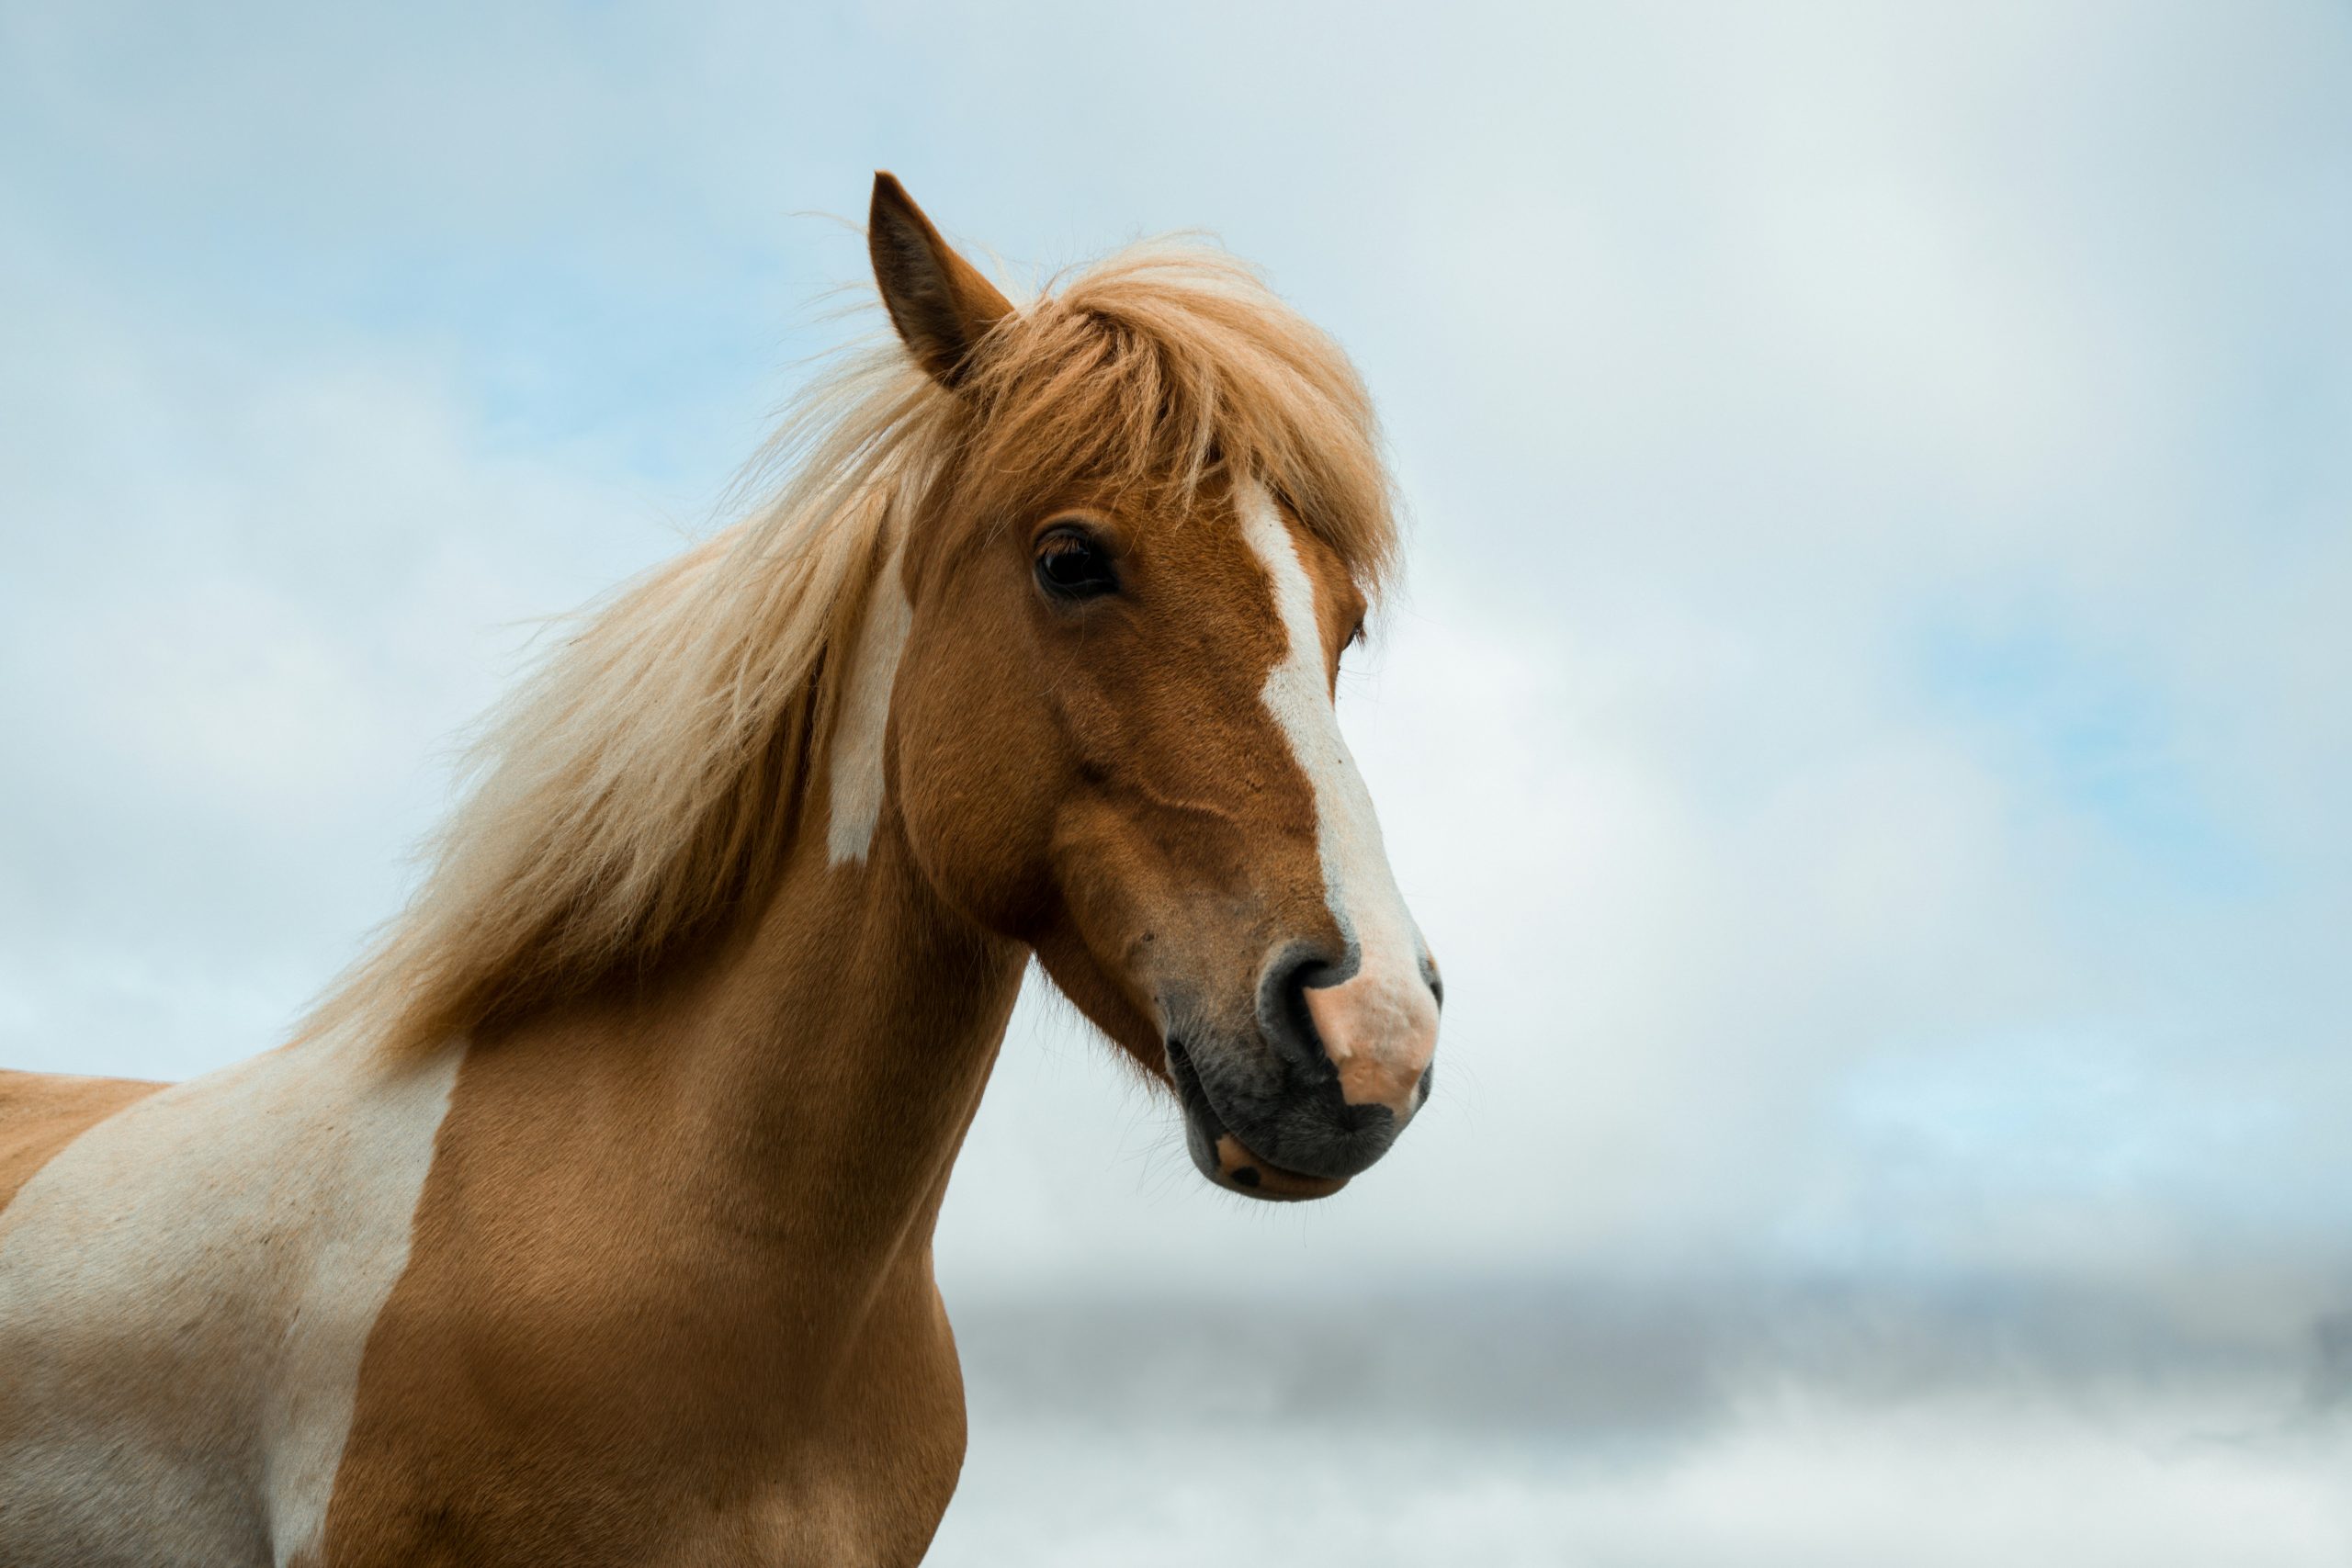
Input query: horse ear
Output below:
<box><xmin>868</xmin><ymin>173</ymin><xmax>1014</xmax><ymax>390</ymax></box>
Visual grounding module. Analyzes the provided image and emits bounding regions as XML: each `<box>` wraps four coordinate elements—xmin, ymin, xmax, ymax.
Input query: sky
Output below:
<box><xmin>5</xmin><ymin>4</ymin><xmax>2352</xmax><ymax>1553</ymax></box>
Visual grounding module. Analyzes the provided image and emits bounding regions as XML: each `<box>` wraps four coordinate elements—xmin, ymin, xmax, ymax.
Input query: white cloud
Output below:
<box><xmin>3</xmin><ymin>0</ymin><xmax>2348</xmax><ymax>1298</ymax></box>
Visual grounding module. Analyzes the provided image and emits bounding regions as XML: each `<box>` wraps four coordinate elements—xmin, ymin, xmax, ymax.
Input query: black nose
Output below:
<box><xmin>1169</xmin><ymin>1032</ymin><xmax>1402</xmax><ymax>1188</ymax></box>
<box><xmin>1156</xmin><ymin>945</ymin><xmax>1406</xmax><ymax>1184</ymax></box>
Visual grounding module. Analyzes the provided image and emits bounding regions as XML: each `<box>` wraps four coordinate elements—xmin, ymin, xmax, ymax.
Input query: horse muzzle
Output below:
<box><xmin>1163</xmin><ymin>940</ymin><xmax>1441</xmax><ymax>1201</ymax></box>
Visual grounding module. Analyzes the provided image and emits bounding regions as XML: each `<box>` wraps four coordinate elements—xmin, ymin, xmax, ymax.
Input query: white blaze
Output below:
<box><xmin>1238</xmin><ymin>482</ymin><xmax>1434</xmax><ymax>1111</ymax></box>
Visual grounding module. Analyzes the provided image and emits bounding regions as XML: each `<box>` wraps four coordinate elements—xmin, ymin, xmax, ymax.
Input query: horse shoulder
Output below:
<box><xmin>0</xmin><ymin>1043</ymin><xmax>464</xmax><ymax>1568</ymax></box>
<box><xmin>0</xmin><ymin>1068</ymin><xmax>166</xmax><ymax>1213</ymax></box>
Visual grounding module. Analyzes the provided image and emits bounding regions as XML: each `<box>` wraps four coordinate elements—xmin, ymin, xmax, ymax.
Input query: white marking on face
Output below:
<box><xmin>827</xmin><ymin>531</ymin><xmax>912</xmax><ymax>864</ymax></box>
<box><xmin>0</xmin><ymin>1034</ymin><xmax>462</xmax><ymax>1567</ymax></box>
<box><xmin>1238</xmin><ymin>482</ymin><xmax>1438</xmax><ymax>1111</ymax></box>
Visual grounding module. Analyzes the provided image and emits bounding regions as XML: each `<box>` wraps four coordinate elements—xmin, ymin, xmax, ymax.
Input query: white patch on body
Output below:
<box><xmin>1238</xmin><ymin>482</ymin><xmax>1437</xmax><ymax>1110</ymax></box>
<box><xmin>0</xmin><ymin>1034</ymin><xmax>463</xmax><ymax>1567</ymax></box>
<box><xmin>827</xmin><ymin>531</ymin><xmax>912</xmax><ymax>864</ymax></box>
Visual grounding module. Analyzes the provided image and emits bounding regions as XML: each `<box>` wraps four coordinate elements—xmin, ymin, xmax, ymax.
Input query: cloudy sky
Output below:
<box><xmin>5</xmin><ymin>2</ymin><xmax>2350</xmax><ymax>1556</ymax></box>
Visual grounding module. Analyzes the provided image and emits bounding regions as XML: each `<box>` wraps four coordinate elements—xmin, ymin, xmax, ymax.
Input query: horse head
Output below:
<box><xmin>866</xmin><ymin>175</ymin><xmax>1442</xmax><ymax>1199</ymax></box>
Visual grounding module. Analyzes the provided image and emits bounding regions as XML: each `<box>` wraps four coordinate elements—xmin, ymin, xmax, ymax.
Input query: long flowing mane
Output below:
<box><xmin>305</xmin><ymin>241</ymin><xmax>1400</xmax><ymax>1057</ymax></box>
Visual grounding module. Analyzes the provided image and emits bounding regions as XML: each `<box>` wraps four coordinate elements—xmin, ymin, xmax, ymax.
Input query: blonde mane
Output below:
<box><xmin>306</xmin><ymin>240</ymin><xmax>1399</xmax><ymax>1057</ymax></box>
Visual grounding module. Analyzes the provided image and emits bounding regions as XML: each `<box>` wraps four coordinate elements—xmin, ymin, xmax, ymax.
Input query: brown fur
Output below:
<box><xmin>317</xmin><ymin>818</ymin><xmax>1020</xmax><ymax>1564</ymax></box>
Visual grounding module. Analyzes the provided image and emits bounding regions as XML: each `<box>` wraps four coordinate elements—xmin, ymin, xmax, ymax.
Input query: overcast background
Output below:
<box><xmin>5</xmin><ymin>2</ymin><xmax>2350</xmax><ymax>1562</ymax></box>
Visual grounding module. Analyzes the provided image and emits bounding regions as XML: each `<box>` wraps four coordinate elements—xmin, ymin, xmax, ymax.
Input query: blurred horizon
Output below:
<box><xmin>933</xmin><ymin>1272</ymin><xmax>2352</xmax><ymax>1564</ymax></box>
<box><xmin>4</xmin><ymin>1</ymin><xmax>2349</xmax><ymax>1559</ymax></box>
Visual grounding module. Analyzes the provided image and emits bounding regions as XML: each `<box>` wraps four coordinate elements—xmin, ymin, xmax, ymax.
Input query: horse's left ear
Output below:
<box><xmin>868</xmin><ymin>173</ymin><xmax>1014</xmax><ymax>390</ymax></box>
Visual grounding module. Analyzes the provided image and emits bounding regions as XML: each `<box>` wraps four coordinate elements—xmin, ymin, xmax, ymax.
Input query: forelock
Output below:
<box><xmin>950</xmin><ymin>243</ymin><xmax>1399</xmax><ymax>595</ymax></box>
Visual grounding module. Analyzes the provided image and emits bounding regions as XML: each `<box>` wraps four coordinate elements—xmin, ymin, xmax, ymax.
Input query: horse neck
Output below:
<box><xmin>473</xmin><ymin>794</ymin><xmax>1025</xmax><ymax>1297</ymax></box>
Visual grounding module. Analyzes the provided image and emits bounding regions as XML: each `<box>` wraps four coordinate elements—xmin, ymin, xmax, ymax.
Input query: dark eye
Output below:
<box><xmin>1034</xmin><ymin>525</ymin><xmax>1119</xmax><ymax>601</ymax></box>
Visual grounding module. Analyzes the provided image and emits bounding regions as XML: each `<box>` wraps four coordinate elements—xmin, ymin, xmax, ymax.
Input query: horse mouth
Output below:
<box><xmin>1163</xmin><ymin>1038</ymin><xmax>1351</xmax><ymax>1202</ymax></box>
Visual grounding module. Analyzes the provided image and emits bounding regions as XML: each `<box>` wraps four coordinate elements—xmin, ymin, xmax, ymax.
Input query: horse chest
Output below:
<box><xmin>313</xmin><ymin>1228</ymin><xmax>971</xmax><ymax>1566</ymax></box>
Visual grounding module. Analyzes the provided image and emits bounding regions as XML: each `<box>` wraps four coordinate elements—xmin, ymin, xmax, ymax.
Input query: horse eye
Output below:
<box><xmin>1034</xmin><ymin>527</ymin><xmax>1118</xmax><ymax>601</ymax></box>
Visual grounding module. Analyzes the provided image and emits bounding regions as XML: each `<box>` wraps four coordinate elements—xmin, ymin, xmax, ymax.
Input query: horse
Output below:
<box><xmin>0</xmin><ymin>173</ymin><xmax>1442</xmax><ymax>1567</ymax></box>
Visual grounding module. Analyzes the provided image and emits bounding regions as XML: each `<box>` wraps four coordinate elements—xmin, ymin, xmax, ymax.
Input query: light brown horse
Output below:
<box><xmin>0</xmin><ymin>174</ymin><xmax>1441</xmax><ymax>1567</ymax></box>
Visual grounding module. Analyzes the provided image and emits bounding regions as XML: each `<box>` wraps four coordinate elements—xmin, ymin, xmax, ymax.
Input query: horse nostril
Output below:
<box><xmin>1257</xmin><ymin>943</ymin><xmax>1340</xmax><ymax>1074</ymax></box>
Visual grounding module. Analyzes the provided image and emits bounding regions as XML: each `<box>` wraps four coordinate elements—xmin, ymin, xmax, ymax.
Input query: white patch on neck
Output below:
<box><xmin>0</xmin><ymin>1034</ymin><xmax>464</xmax><ymax>1566</ymax></box>
<box><xmin>1236</xmin><ymin>483</ymin><xmax>1424</xmax><ymax>1000</ymax></box>
<box><xmin>827</xmin><ymin>530</ymin><xmax>912</xmax><ymax>864</ymax></box>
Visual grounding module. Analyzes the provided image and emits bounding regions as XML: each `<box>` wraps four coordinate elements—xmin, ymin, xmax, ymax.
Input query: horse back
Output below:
<box><xmin>0</xmin><ymin>1069</ymin><xmax>165</xmax><ymax>1213</ymax></box>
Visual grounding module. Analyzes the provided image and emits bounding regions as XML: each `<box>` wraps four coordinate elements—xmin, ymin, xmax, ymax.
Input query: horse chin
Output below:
<box><xmin>1204</xmin><ymin>1129</ymin><xmax>1351</xmax><ymax>1201</ymax></box>
<box><xmin>1163</xmin><ymin>1038</ymin><xmax>1351</xmax><ymax>1202</ymax></box>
